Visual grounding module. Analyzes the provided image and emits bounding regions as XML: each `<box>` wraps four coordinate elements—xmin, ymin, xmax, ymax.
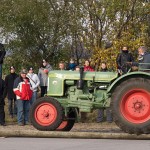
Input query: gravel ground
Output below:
<box><xmin>0</xmin><ymin>122</ymin><xmax>122</xmax><ymax>133</ymax></box>
<box><xmin>72</xmin><ymin>123</ymin><xmax>122</xmax><ymax>133</ymax></box>
<box><xmin>1</xmin><ymin>122</ymin><xmax>150</xmax><ymax>140</ymax></box>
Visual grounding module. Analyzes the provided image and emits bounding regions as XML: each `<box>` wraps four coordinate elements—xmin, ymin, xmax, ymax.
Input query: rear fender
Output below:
<box><xmin>107</xmin><ymin>71</ymin><xmax>150</xmax><ymax>94</ymax></box>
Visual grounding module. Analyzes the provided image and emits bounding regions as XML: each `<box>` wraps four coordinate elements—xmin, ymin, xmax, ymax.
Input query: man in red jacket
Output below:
<box><xmin>13</xmin><ymin>69</ymin><xmax>33</xmax><ymax>126</ymax></box>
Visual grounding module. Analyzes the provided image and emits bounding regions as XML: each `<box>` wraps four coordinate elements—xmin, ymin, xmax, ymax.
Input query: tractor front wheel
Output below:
<box><xmin>30</xmin><ymin>97</ymin><xmax>63</xmax><ymax>131</ymax></box>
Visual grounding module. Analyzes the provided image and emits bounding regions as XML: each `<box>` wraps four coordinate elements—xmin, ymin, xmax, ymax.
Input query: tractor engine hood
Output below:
<box><xmin>47</xmin><ymin>71</ymin><xmax>118</xmax><ymax>96</ymax></box>
<box><xmin>48</xmin><ymin>70</ymin><xmax>118</xmax><ymax>82</ymax></box>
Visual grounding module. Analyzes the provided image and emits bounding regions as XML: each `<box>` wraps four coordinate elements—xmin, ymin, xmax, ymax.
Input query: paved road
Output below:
<box><xmin>0</xmin><ymin>138</ymin><xmax>150</xmax><ymax>150</ymax></box>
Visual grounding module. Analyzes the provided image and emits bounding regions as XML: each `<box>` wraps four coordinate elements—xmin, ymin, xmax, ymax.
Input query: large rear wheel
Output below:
<box><xmin>111</xmin><ymin>78</ymin><xmax>150</xmax><ymax>134</ymax></box>
<box><xmin>30</xmin><ymin>97</ymin><xmax>63</xmax><ymax>131</ymax></box>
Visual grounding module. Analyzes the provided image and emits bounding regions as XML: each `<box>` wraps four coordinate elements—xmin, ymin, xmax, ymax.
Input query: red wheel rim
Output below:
<box><xmin>57</xmin><ymin>121</ymin><xmax>68</xmax><ymax>130</ymax></box>
<box><xmin>34</xmin><ymin>103</ymin><xmax>57</xmax><ymax>126</ymax></box>
<box><xmin>120</xmin><ymin>89</ymin><xmax>150</xmax><ymax>124</ymax></box>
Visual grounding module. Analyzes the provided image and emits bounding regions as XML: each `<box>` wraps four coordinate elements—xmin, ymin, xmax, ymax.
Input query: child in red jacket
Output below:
<box><xmin>84</xmin><ymin>60</ymin><xmax>94</xmax><ymax>72</ymax></box>
<box><xmin>13</xmin><ymin>69</ymin><xmax>33</xmax><ymax>126</ymax></box>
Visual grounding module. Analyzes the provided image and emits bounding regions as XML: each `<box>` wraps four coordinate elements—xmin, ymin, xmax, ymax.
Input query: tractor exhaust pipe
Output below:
<box><xmin>77</xmin><ymin>67</ymin><xmax>84</xmax><ymax>89</ymax></box>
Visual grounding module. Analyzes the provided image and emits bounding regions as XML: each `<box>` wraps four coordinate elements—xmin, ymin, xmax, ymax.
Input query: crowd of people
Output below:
<box><xmin>0</xmin><ymin>43</ymin><xmax>150</xmax><ymax>126</ymax></box>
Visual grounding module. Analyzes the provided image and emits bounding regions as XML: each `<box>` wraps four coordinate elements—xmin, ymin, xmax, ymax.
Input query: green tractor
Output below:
<box><xmin>30</xmin><ymin>67</ymin><xmax>150</xmax><ymax>134</ymax></box>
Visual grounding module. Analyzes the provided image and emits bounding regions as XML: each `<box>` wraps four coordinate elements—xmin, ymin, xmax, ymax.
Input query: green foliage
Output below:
<box><xmin>0</xmin><ymin>0</ymin><xmax>149</xmax><ymax>75</ymax></box>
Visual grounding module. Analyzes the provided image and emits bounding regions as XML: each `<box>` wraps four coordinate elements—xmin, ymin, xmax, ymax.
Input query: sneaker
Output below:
<box><xmin>0</xmin><ymin>123</ymin><xmax>6</xmax><ymax>126</ymax></box>
<box><xmin>107</xmin><ymin>120</ymin><xmax>113</xmax><ymax>123</ymax></box>
<box><xmin>24</xmin><ymin>122</ymin><xmax>30</xmax><ymax>125</ymax></box>
<box><xmin>18</xmin><ymin>123</ymin><xmax>24</xmax><ymax>126</ymax></box>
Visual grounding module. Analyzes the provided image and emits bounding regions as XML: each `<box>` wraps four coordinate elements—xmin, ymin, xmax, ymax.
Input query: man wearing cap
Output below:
<box><xmin>27</xmin><ymin>67</ymin><xmax>40</xmax><ymax>105</ymax></box>
<box><xmin>38</xmin><ymin>59</ymin><xmax>52</xmax><ymax>97</ymax></box>
<box><xmin>13</xmin><ymin>69</ymin><xmax>33</xmax><ymax>126</ymax></box>
<box><xmin>0</xmin><ymin>43</ymin><xmax>6</xmax><ymax>78</ymax></box>
<box><xmin>4</xmin><ymin>66</ymin><xmax>18</xmax><ymax>118</ymax></box>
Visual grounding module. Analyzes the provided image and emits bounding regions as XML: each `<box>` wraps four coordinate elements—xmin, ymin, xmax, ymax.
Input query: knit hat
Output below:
<box><xmin>28</xmin><ymin>67</ymin><xmax>34</xmax><ymax>71</ymax></box>
<box><xmin>43</xmin><ymin>59</ymin><xmax>46</xmax><ymax>62</ymax></box>
<box><xmin>20</xmin><ymin>69</ymin><xmax>27</xmax><ymax>74</ymax></box>
<box><xmin>10</xmin><ymin>66</ymin><xmax>15</xmax><ymax>70</ymax></box>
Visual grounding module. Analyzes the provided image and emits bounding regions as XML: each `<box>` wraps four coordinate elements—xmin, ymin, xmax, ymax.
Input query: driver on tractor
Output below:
<box><xmin>127</xmin><ymin>46</ymin><xmax>150</xmax><ymax>72</ymax></box>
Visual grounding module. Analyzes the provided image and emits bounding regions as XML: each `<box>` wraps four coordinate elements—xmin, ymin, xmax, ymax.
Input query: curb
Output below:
<box><xmin>0</xmin><ymin>130</ymin><xmax>150</xmax><ymax>139</ymax></box>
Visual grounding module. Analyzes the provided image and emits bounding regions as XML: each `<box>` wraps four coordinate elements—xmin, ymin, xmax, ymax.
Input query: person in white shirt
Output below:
<box><xmin>27</xmin><ymin>67</ymin><xmax>40</xmax><ymax>105</ymax></box>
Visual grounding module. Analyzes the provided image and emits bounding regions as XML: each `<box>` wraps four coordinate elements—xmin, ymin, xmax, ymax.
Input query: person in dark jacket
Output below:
<box><xmin>133</xmin><ymin>46</ymin><xmax>150</xmax><ymax>70</ymax></box>
<box><xmin>97</xmin><ymin>62</ymin><xmax>113</xmax><ymax>123</ymax></box>
<box><xmin>0</xmin><ymin>43</ymin><xmax>6</xmax><ymax>78</ymax></box>
<box><xmin>0</xmin><ymin>77</ymin><xmax>6</xmax><ymax>126</ymax></box>
<box><xmin>116</xmin><ymin>46</ymin><xmax>134</xmax><ymax>74</ymax></box>
<box><xmin>13</xmin><ymin>69</ymin><xmax>33</xmax><ymax>126</ymax></box>
<box><xmin>4</xmin><ymin>66</ymin><xmax>18</xmax><ymax>118</ymax></box>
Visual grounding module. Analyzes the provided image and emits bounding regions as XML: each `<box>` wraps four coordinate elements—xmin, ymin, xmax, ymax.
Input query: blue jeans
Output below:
<box><xmin>17</xmin><ymin>100</ymin><xmax>30</xmax><ymax>124</ymax></box>
<box><xmin>8</xmin><ymin>98</ymin><xmax>17</xmax><ymax>116</ymax></box>
<box><xmin>97</xmin><ymin>108</ymin><xmax>113</xmax><ymax>122</ymax></box>
<box><xmin>0</xmin><ymin>64</ymin><xmax>2</xmax><ymax>78</ymax></box>
<box><xmin>30</xmin><ymin>91</ymin><xmax>37</xmax><ymax>106</ymax></box>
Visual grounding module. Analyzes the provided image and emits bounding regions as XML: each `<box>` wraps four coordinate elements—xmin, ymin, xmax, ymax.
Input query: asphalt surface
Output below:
<box><xmin>0</xmin><ymin>138</ymin><xmax>150</xmax><ymax>150</ymax></box>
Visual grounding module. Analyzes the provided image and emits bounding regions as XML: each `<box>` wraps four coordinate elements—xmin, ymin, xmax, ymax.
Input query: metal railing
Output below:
<box><xmin>138</xmin><ymin>63</ymin><xmax>150</xmax><ymax>71</ymax></box>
